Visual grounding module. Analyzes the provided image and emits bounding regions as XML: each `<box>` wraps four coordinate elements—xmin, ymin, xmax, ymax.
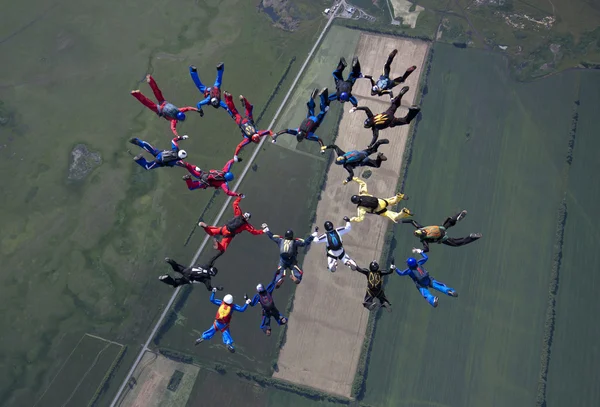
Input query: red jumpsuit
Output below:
<box><xmin>182</xmin><ymin>159</ymin><xmax>240</xmax><ymax>197</ymax></box>
<box><xmin>131</xmin><ymin>75</ymin><xmax>198</xmax><ymax>136</ymax></box>
<box><xmin>224</xmin><ymin>93</ymin><xmax>273</xmax><ymax>157</ymax></box>
<box><xmin>202</xmin><ymin>196</ymin><xmax>264</xmax><ymax>251</ymax></box>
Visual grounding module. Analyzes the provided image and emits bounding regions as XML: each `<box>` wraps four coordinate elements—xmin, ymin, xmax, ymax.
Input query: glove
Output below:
<box><xmin>343</xmin><ymin>216</ymin><xmax>350</xmax><ymax>222</ymax></box>
<box><xmin>212</xmin><ymin>287</ymin><xmax>217</xmax><ymax>293</ymax></box>
<box><xmin>349</xmin><ymin>107</ymin><xmax>357</xmax><ymax>113</ymax></box>
<box><xmin>238</xmin><ymin>193</ymin><xmax>246</xmax><ymax>198</ymax></box>
<box><xmin>261</xmin><ymin>223</ymin><xmax>268</xmax><ymax>229</ymax></box>
<box><xmin>412</xmin><ymin>248</ymin><xmax>423</xmax><ymax>254</ymax></box>
<box><xmin>272</xmin><ymin>139</ymin><xmax>277</xmax><ymax>143</ymax></box>
<box><xmin>198</xmin><ymin>109</ymin><xmax>204</xmax><ymax>117</ymax></box>
<box><xmin>390</xmin><ymin>258</ymin><xmax>396</xmax><ymax>269</ymax></box>
<box><xmin>246</xmin><ymin>299</ymin><xmax>251</xmax><ymax>305</ymax></box>
<box><xmin>400</xmin><ymin>194</ymin><xmax>409</xmax><ymax>200</ymax></box>
<box><xmin>342</xmin><ymin>179</ymin><xmax>349</xmax><ymax>185</ymax></box>
<box><xmin>314</xmin><ymin>226</ymin><xmax>319</xmax><ymax>233</ymax></box>
<box><xmin>181</xmin><ymin>135</ymin><xmax>189</xmax><ymax>140</ymax></box>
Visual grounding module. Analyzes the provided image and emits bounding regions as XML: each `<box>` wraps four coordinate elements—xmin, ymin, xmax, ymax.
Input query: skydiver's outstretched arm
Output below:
<box><xmin>350</xmin><ymin>96</ymin><xmax>358</xmax><ymax>107</ymax></box>
<box><xmin>421</xmin><ymin>240</ymin><xmax>430</xmax><ymax>253</ymax></box>
<box><xmin>369</xmin><ymin>128</ymin><xmax>380</xmax><ymax>147</ymax></box>
<box><xmin>343</xmin><ymin>164</ymin><xmax>355</xmax><ymax>183</ymax></box>
<box><xmin>337</xmin><ymin>221</ymin><xmax>352</xmax><ymax>236</ymax></box>
<box><xmin>209</xmin><ymin>291</ymin><xmax>222</xmax><ymax>305</ymax></box>
<box><xmin>396</xmin><ymin>268</ymin><xmax>411</xmax><ymax>276</ymax></box>
<box><xmin>222</xmin><ymin>158</ymin><xmax>235</xmax><ymax>173</ymax></box>
<box><xmin>273</xmin><ymin>128</ymin><xmax>298</xmax><ymax>142</ymax></box>
<box><xmin>354</xmin><ymin>106</ymin><xmax>374</xmax><ymax>119</ymax></box>
<box><xmin>364</xmin><ymin>75</ymin><xmax>376</xmax><ymax>88</ymax></box>
<box><xmin>201</xmin><ymin>279</ymin><xmax>214</xmax><ymax>291</ymax></box>
<box><xmin>265</xmin><ymin>230</ymin><xmax>282</xmax><ymax>244</ymax></box>
<box><xmin>233</xmin><ymin>302</ymin><xmax>249</xmax><ymax>312</ymax></box>
<box><xmin>231</xmin><ymin>196</ymin><xmax>243</xmax><ymax>216</ymax></box>
<box><xmin>220</xmin><ymin>183</ymin><xmax>239</xmax><ymax>197</ymax></box>
<box><xmin>381</xmin><ymin>268</ymin><xmax>395</xmax><ymax>276</ymax></box>
<box><xmin>354</xmin><ymin>266</ymin><xmax>369</xmax><ymax>277</ymax></box>
<box><xmin>266</xmin><ymin>281</ymin><xmax>277</xmax><ymax>293</ymax></box>
<box><xmin>179</xmin><ymin>106</ymin><xmax>200</xmax><ymax>113</ymax></box>
<box><xmin>418</xmin><ymin>252</ymin><xmax>429</xmax><ymax>265</ymax></box>
<box><xmin>250</xmin><ymin>293</ymin><xmax>260</xmax><ymax>307</ymax></box>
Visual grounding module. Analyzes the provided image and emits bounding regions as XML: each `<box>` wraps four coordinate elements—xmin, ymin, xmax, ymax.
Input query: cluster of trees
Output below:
<box><xmin>566</xmin><ymin>101</ymin><xmax>579</xmax><ymax>165</ymax></box>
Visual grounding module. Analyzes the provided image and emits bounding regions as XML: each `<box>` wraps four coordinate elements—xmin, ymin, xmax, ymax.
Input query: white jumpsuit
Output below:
<box><xmin>314</xmin><ymin>221</ymin><xmax>356</xmax><ymax>272</ymax></box>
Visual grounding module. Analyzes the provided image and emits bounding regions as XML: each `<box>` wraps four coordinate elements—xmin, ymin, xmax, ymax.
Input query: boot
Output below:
<box><xmin>377</xmin><ymin>152</ymin><xmax>387</xmax><ymax>162</ymax></box>
<box><xmin>190</xmin><ymin>65</ymin><xmax>197</xmax><ymax>72</ymax></box>
<box><xmin>448</xmin><ymin>290</ymin><xmax>459</xmax><ymax>298</ymax></box>
<box><xmin>128</xmin><ymin>137</ymin><xmax>138</xmax><ymax>145</ymax></box>
<box><xmin>456</xmin><ymin>210</ymin><xmax>468</xmax><ymax>222</ymax></box>
<box><xmin>469</xmin><ymin>233</ymin><xmax>483</xmax><ymax>239</ymax></box>
<box><xmin>195</xmin><ymin>337</ymin><xmax>204</xmax><ymax>346</ymax></box>
<box><xmin>133</xmin><ymin>154</ymin><xmax>143</xmax><ymax>161</ymax></box>
<box><xmin>399</xmin><ymin>86</ymin><xmax>409</xmax><ymax>97</ymax></box>
<box><xmin>389</xmin><ymin>49</ymin><xmax>398</xmax><ymax>59</ymax></box>
<box><xmin>310</xmin><ymin>88</ymin><xmax>318</xmax><ymax>101</ymax></box>
<box><xmin>338</xmin><ymin>57</ymin><xmax>347</xmax><ymax>69</ymax></box>
<box><xmin>216</xmin><ymin>62</ymin><xmax>224</xmax><ymax>70</ymax></box>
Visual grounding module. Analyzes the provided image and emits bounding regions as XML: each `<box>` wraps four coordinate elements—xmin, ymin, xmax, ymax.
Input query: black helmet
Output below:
<box><xmin>209</xmin><ymin>267</ymin><xmax>218</xmax><ymax>276</ymax></box>
<box><xmin>364</xmin><ymin>118</ymin><xmax>374</xmax><ymax>128</ymax></box>
<box><xmin>369</xmin><ymin>261</ymin><xmax>379</xmax><ymax>272</ymax></box>
<box><xmin>324</xmin><ymin>221</ymin><xmax>334</xmax><ymax>232</ymax></box>
<box><xmin>296</xmin><ymin>131</ymin><xmax>306</xmax><ymax>142</ymax></box>
<box><xmin>285</xmin><ymin>230</ymin><xmax>294</xmax><ymax>239</ymax></box>
<box><xmin>351</xmin><ymin>195</ymin><xmax>360</xmax><ymax>204</ymax></box>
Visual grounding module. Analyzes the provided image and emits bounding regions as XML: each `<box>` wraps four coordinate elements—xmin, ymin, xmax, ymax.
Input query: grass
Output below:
<box><xmin>361</xmin><ymin>43</ymin><xmax>578</xmax><ymax>407</ymax></box>
<box><xmin>545</xmin><ymin>70</ymin><xmax>600</xmax><ymax>407</ymax></box>
<box><xmin>153</xmin><ymin>26</ymin><xmax>361</xmax><ymax>376</ymax></box>
<box><xmin>0</xmin><ymin>0</ymin><xmax>326</xmax><ymax>405</ymax></box>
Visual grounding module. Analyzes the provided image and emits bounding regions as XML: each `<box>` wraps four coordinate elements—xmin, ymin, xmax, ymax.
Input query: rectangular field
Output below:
<box><xmin>362</xmin><ymin>43</ymin><xmax>578</xmax><ymax>407</ymax></box>
<box><xmin>546</xmin><ymin>71</ymin><xmax>600</xmax><ymax>407</ymax></box>
<box><xmin>153</xmin><ymin>25</ymin><xmax>362</xmax><ymax>375</ymax></box>
<box><xmin>33</xmin><ymin>334</ymin><xmax>123</xmax><ymax>407</ymax></box>
<box><xmin>274</xmin><ymin>33</ymin><xmax>429</xmax><ymax>397</ymax></box>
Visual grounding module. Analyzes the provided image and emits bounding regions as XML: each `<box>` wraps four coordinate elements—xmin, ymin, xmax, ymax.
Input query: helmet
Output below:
<box><xmin>350</xmin><ymin>195</ymin><xmax>360</xmax><ymax>204</ymax></box>
<box><xmin>414</xmin><ymin>229</ymin><xmax>425</xmax><ymax>237</ymax></box>
<box><xmin>223</xmin><ymin>294</ymin><xmax>234</xmax><ymax>305</ymax></box>
<box><xmin>210</xmin><ymin>97</ymin><xmax>219</xmax><ymax>107</ymax></box>
<box><xmin>177</xmin><ymin>150</ymin><xmax>187</xmax><ymax>159</ymax></box>
<box><xmin>224</xmin><ymin>172</ymin><xmax>234</xmax><ymax>182</ymax></box>
<box><xmin>251</xmin><ymin>134</ymin><xmax>261</xmax><ymax>143</ymax></box>
<box><xmin>324</xmin><ymin>221</ymin><xmax>334</xmax><ymax>232</ymax></box>
<box><xmin>284</xmin><ymin>230</ymin><xmax>294</xmax><ymax>239</ymax></box>
<box><xmin>243</xmin><ymin>212</ymin><xmax>251</xmax><ymax>220</ymax></box>
<box><xmin>364</xmin><ymin>118</ymin><xmax>374</xmax><ymax>128</ymax></box>
<box><xmin>296</xmin><ymin>131</ymin><xmax>306</xmax><ymax>142</ymax></box>
<box><xmin>209</xmin><ymin>267</ymin><xmax>218</xmax><ymax>276</ymax></box>
<box><xmin>340</xmin><ymin>92</ymin><xmax>350</xmax><ymax>102</ymax></box>
<box><xmin>372</xmin><ymin>85</ymin><xmax>379</xmax><ymax>93</ymax></box>
<box><xmin>407</xmin><ymin>257</ymin><xmax>418</xmax><ymax>269</ymax></box>
<box><xmin>369</xmin><ymin>261</ymin><xmax>379</xmax><ymax>272</ymax></box>
<box><xmin>176</xmin><ymin>112</ymin><xmax>186</xmax><ymax>121</ymax></box>
<box><xmin>256</xmin><ymin>284</ymin><xmax>265</xmax><ymax>293</ymax></box>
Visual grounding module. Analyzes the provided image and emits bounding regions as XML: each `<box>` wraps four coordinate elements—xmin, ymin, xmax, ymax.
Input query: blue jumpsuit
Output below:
<box><xmin>266</xmin><ymin>230</ymin><xmax>315</xmax><ymax>284</ymax></box>
<box><xmin>131</xmin><ymin>136</ymin><xmax>184</xmax><ymax>170</ymax></box>
<box><xmin>250</xmin><ymin>281</ymin><xmax>287</xmax><ymax>333</ymax></box>
<box><xmin>328</xmin><ymin>62</ymin><xmax>361</xmax><ymax>107</ymax></box>
<box><xmin>189</xmin><ymin>65</ymin><xmax>232</xmax><ymax>115</ymax></box>
<box><xmin>396</xmin><ymin>253</ymin><xmax>456</xmax><ymax>307</ymax></box>
<box><xmin>200</xmin><ymin>291</ymin><xmax>248</xmax><ymax>349</ymax></box>
<box><xmin>276</xmin><ymin>92</ymin><xmax>329</xmax><ymax>146</ymax></box>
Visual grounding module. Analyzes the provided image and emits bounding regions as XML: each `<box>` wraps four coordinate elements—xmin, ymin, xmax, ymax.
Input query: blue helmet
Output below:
<box><xmin>407</xmin><ymin>257</ymin><xmax>418</xmax><ymax>269</ymax></box>
<box><xmin>340</xmin><ymin>92</ymin><xmax>350</xmax><ymax>102</ymax></box>
<box><xmin>224</xmin><ymin>172</ymin><xmax>234</xmax><ymax>182</ymax></box>
<box><xmin>176</xmin><ymin>112</ymin><xmax>186</xmax><ymax>121</ymax></box>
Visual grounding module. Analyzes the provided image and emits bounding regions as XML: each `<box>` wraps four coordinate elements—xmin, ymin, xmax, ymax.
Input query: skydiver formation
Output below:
<box><xmin>130</xmin><ymin>50</ymin><xmax>483</xmax><ymax>353</ymax></box>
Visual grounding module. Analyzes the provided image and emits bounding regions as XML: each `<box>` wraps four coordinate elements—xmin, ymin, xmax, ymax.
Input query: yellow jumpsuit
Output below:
<box><xmin>349</xmin><ymin>178</ymin><xmax>412</xmax><ymax>223</ymax></box>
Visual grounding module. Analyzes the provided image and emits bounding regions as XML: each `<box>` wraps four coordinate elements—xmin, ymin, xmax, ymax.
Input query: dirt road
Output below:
<box><xmin>273</xmin><ymin>33</ymin><xmax>429</xmax><ymax>397</ymax></box>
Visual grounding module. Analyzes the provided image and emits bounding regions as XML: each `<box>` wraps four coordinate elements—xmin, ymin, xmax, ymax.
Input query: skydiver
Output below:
<box><xmin>181</xmin><ymin>158</ymin><xmax>242</xmax><ymax>197</ymax></box>
<box><xmin>194</xmin><ymin>289</ymin><xmax>251</xmax><ymax>353</ymax></box>
<box><xmin>249</xmin><ymin>282</ymin><xmax>288</xmax><ymax>336</ymax></box>
<box><xmin>272</xmin><ymin>88</ymin><xmax>330</xmax><ymax>153</ymax></box>
<box><xmin>354</xmin><ymin>260</ymin><xmax>395</xmax><ymax>311</ymax></box>
<box><xmin>350</xmin><ymin>86</ymin><xmax>421</xmax><ymax>146</ymax></box>
<box><xmin>128</xmin><ymin>135</ymin><xmax>188</xmax><ymax>170</ymax></box>
<box><xmin>396</xmin><ymin>249</ymin><xmax>458</xmax><ymax>308</ymax></box>
<box><xmin>131</xmin><ymin>75</ymin><xmax>200</xmax><ymax>137</ymax></box>
<box><xmin>189</xmin><ymin>64</ymin><xmax>232</xmax><ymax>117</ymax></box>
<box><xmin>363</xmin><ymin>49</ymin><xmax>417</xmax><ymax>98</ymax></box>
<box><xmin>313</xmin><ymin>217</ymin><xmax>357</xmax><ymax>272</ymax></box>
<box><xmin>159</xmin><ymin>257</ymin><xmax>223</xmax><ymax>291</ymax></box>
<box><xmin>328</xmin><ymin>57</ymin><xmax>362</xmax><ymax>107</ymax></box>
<box><xmin>349</xmin><ymin>177</ymin><xmax>412</xmax><ymax>223</ymax></box>
<box><xmin>199</xmin><ymin>195</ymin><xmax>263</xmax><ymax>255</ymax></box>
<box><xmin>402</xmin><ymin>210</ymin><xmax>482</xmax><ymax>253</ymax></box>
<box><xmin>323</xmin><ymin>139</ymin><xmax>390</xmax><ymax>184</ymax></box>
<box><xmin>261</xmin><ymin>224</ymin><xmax>318</xmax><ymax>288</ymax></box>
<box><xmin>224</xmin><ymin>92</ymin><xmax>274</xmax><ymax>161</ymax></box>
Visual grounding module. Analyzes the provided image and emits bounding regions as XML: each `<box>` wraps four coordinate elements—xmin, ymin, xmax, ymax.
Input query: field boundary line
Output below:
<box><xmin>84</xmin><ymin>333</ymin><xmax>125</xmax><ymax>347</ymax></box>
<box><xmin>109</xmin><ymin>6</ymin><xmax>339</xmax><ymax>407</ymax></box>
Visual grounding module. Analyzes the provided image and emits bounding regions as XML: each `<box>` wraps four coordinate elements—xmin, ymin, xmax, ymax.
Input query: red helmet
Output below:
<box><xmin>251</xmin><ymin>134</ymin><xmax>261</xmax><ymax>143</ymax></box>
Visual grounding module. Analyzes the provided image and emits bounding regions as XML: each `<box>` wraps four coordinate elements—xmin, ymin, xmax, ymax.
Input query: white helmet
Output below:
<box><xmin>372</xmin><ymin>85</ymin><xmax>379</xmax><ymax>93</ymax></box>
<box><xmin>243</xmin><ymin>212</ymin><xmax>251</xmax><ymax>220</ymax></box>
<box><xmin>256</xmin><ymin>284</ymin><xmax>265</xmax><ymax>292</ymax></box>
<box><xmin>178</xmin><ymin>150</ymin><xmax>187</xmax><ymax>159</ymax></box>
<box><xmin>223</xmin><ymin>294</ymin><xmax>233</xmax><ymax>305</ymax></box>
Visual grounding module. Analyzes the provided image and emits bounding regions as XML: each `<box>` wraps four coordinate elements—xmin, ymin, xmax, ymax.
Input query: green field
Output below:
<box><xmin>154</xmin><ymin>24</ymin><xmax>361</xmax><ymax>375</ymax></box>
<box><xmin>362</xmin><ymin>43</ymin><xmax>578</xmax><ymax>407</ymax></box>
<box><xmin>546</xmin><ymin>71</ymin><xmax>600</xmax><ymax>407</ymax></box>
<box><xmin>33</xmin><ymin>335</ymin><xmax>123</xmax><ymax>407</ymax></box>
<box><xmin>0</xmin><ymin>0</ymin><xmax>329</xmax><ymax>405</ymax></box>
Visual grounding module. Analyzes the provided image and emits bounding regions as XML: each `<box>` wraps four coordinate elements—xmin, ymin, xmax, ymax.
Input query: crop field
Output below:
<box><xmin>362</xmin><ymin>43</ymin><xmax>579</xmax><ymax>407</ymax></box>
<box><xmin>0</xmin><ymin>0</ymin><xmax>327</xmax><ymax>405</ymax></box>
<box><xmin>33</xmin><ymin>334</ymin><xmax>124</xmax><ymax>407</ymax></box>
<box><xmin>154</xmin><ymin>25</ymin><xmax>361</xmax><ymax>374</ymax></box>
<box><xmin>546</xmin><ymin>71</ymin><xmax>600</xmax><ymax>407</ymax></box>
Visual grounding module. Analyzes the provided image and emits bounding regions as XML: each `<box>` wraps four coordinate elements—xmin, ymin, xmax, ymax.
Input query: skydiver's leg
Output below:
<box><xmin>431</xmin><ymin>278</ymin><xmax>457</xmax><ymax>297</ymax></box>
<box><xmin>349</xmin><ymin>57</ymin><xmax>361</xmax><ymax>82</ymax></box>
<box><xmin>362</xmin><ymin>157</ymin><xmax>383</xmax><ymax>169</ymax></box>
<box><xmin>271</xmin><ymin>307</ymin><xmax>286</xmax><ymax>325</ymax></box>
<box><xmin>327</xmin><ymin>256</ymin><xmax>338</xmax><ymax>272</ymax></box>
<box><xmin>366</xmin><ymin>138</ymin><xmax>390</xmax><ymax>155</ymax></box>
<box><xmin>442</xmin><ymin>210</ymin><xmax>468</xmax><ymax>229</ymax></box>
<box><xmin>224</xmin><ymin>92</ymin><xmax>242</xmax><ymax>124</ymax></box>
<box><xmin>200</xmin><ymin>325</ymin><xmax>217</xmax><ymax>341</ymax></box>
<box><xmin>241</xmin><ymin>96</ymin><xmax>254</xmax><ymax>120</ymax></box>
<box><xmin>383</xmin><ymin>208</ymin><xmax>413</xmax><ymax>223</ymax></box>
<box><xmin>290</xmin><ymin>265</ymin><xmax>303</xmax><ymax>284</ymax></box>
<box><xmin>260</xmin><ymin>312</ymin><xmax>272</xmax><ymax>335</ymax></box>
<box><xmin>221</xmin><ymin>328</ymin><xmax>234</xmax><ymax>350</ymax></box>
<box><xmin>165</xmin><ymin>258</ymin><xmax>186</xmax><ymax>273</ymax></box>
<box><xmin>384</xmin><ymin>49</ymin><xmax>397</xmax><ymax>77</ymax></box>
<box><xmin>383</xmin><ymin>192</ymin><xmax>408</xmax><ymax>206</ymax></box>
<box><xmin>134</xmin><ymin>156</ymin><xmax>161</xmax><ymax>170</ymax></box>
<box><xmin>306</xmin><ymin>96</ymin><xmax>316</xmax><ymax>117</ymax></box>
<box><xmin>416</xmin><ymin>284</ymin><xmax>438</xmax><ymax>307</ymax></box>
<box><xmin>159</xmin><ymin>275</ymin><xmax>178</xmax><ymax>287</ymax></box>
<box><xmin>217</xmin><ymin>236</ymin><xmax>233</xmax><ymax>252</ymax></box>
<box><xmin>146</xmin><ymin>75</ymin><xmax>165</xmax><ymax>104</ymax></box>
<box><xmin>442</xmin><ymin>235</ymin><xmax>481</xmax><ymax>247</ymax></box>
<box><xmin>377</xmin><ymin>290</ymin><xmax>391</xmax><ymax>307</ymax></box>
<box><xmin>189</xmin><ymin>66</ymin><xmax>207</xmax><ymax>93</ymax></box>
<box><xmin>362</xmin><ymin>291</ymin><xmax>377</xmax><ymax>310</ymax></box>
<box><xmin>202</xmin><ymin>225</ymin><xmax>223</xmax><ymax>236</ymax></box>
<box><xmin>392</xmin><ymin>65</ymin><xmax>417</xmax><ymax>84</ymax></box>
<box><xmin>184</xmin><ymin>178</ymin><xmax>209</xmax><ymax>191</ymax></box>
<box><xmin>214</xmin><ymin>63</ymin><xmax>224</xmax><ymax>88</ymax></box>
<box><xmin>130</xmin><ymin>91</ymin><xmax>160</xmax><ymax>114</ymax></box>
<box><xmin>274</xmin><ymin>266</ymin><xmax>285</xmax><ymax>289</ymax></box>
<box><xmin>234</xmin><ymin>137</ymin><xmax>251</xmax><ymax>157</ymax></box>
<box><xmin>387</xmin><ymin>93</ymin><xmax>403</xmax><ymax>116</ymax></box>
<box><xmin>391</xmin><ymin>106</ymin><xmax>420</xmax><ymax>127</ymax></box>
<box><xmin>130</xmin><ymin>138</ymin><xmax>160</xmax><ymax>156</ymax></box>
<box><xmin>342</xmin><ymin>253</ymin><xmax>357</xmax><ymax>270</ymax></box>
<box><xmin>333</xmin><ymin>57</ymin><xmax>346</xmax><ymax>82</ymax></box>
<box><xmin>319</xmin><ymin>87</ymin><xmax>330</xmax><ymax>111</ymax></box>
<box><xmin>325</xmin><ymin>144</ymin><xmax>346</xmax><ymax>157</ymax></box>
